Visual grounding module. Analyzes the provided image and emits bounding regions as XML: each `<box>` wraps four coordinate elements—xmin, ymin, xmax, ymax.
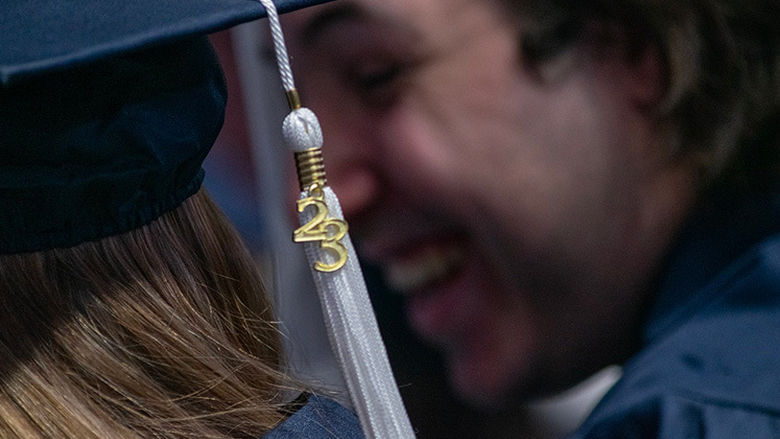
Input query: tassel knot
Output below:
<box><xmin>283</xmin><ymin>107</ymin><xmax>323</xmax><ymax>152</ymax></box>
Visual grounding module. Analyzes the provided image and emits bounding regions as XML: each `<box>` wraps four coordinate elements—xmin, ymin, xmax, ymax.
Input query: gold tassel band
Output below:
<box><xmin>294</xmin><ymin>147</ymin><xmax>327</xmax><ymax>191</ymax></box>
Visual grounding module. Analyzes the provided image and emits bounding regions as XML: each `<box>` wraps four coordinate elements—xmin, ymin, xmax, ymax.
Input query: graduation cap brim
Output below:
<box><xmin>1</xmin><ymin>0</ymin><xmax>330</xmax><ymax>85</ymax></box>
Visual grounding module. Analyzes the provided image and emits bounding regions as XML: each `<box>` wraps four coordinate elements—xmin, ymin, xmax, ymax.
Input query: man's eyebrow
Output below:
<box><xmin>301</xmin><ymin>2</ymin><xmax>365</xmax><ymax>44</ymax></box>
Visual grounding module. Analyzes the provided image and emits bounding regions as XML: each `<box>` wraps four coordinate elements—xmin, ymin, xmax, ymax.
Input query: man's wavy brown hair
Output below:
<box><xmin>508</xmin><ymin>0</ymin><xmax>779</xmax><ymax>191</ymax></box>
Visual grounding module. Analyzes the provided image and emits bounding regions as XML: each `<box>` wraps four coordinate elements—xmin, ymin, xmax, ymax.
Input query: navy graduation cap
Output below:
<box><xmin>0</xmin><ymin>0</ymin><xmax>328</xmax><ymax>254</ymax></box>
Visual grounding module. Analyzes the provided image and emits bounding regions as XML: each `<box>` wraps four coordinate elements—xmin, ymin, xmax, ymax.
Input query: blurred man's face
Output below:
<box><xmin>283</xmin><ymin>0</ymin><xmax>692</xmax><ymax>403</ymax></box>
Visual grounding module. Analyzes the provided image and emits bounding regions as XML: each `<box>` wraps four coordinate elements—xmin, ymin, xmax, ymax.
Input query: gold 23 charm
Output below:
<box><xmin>293</xmin><ymin>183</ymin><xmax>349</xmax><ymax>272</ymax></box>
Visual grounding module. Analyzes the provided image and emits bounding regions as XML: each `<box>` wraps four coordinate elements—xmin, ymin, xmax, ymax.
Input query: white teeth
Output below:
<box><xmin>383</xmin><ymin>245</ymin><xmax>466</xmax><ymax>294</ymax></box>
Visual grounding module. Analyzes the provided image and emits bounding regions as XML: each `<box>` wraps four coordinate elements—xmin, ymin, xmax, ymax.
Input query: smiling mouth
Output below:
<box><xmin>381</xmin><ymin>242</ymin><xmax>467</xmax><ymax>294</ymax></box>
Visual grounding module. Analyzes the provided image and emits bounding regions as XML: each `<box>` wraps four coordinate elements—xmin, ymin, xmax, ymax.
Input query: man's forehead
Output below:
<box><xmin>287</xmin><ymin>0</ymin><xmax>491</xmax><ymax>46</ymax></box>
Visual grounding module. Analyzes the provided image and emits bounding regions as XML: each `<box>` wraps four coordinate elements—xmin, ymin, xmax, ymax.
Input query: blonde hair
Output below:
<box><xmin>0</xmin><ymin>189</ymin><xmax>297</xmax><ymax>438</ymax></box>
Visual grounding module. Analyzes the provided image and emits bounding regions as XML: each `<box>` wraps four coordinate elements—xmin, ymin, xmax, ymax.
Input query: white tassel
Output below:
<box><xmin>283</xmin><ymin>108</ymin><xmax>323</xmax><ymax>152</ymax></box>
<box><xmin>255</xmin><ymin>1</ymin><xmax>416</xmax><ymax>437</ymax></box>
<box><xmin>298</xmin><ymin>188</ymin><xmax>416</xmax><ymax>439</ymax></box>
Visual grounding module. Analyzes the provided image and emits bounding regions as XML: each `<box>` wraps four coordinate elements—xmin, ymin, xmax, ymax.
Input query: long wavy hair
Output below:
<box><xmin>0</xmin><ymin>189</ymin><xmax>297</xmax><ymax>438</ymax></box>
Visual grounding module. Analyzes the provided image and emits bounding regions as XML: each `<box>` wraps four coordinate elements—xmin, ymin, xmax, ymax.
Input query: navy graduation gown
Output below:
<box><xmin>572</xmin><ymin>189</ymin><xmax>780</xmax><ymax>438</ymax></box>
<box><xmin>265</xmin><ymin>394</ymin><xmax>365</xmax><ymax>439</ymax></box>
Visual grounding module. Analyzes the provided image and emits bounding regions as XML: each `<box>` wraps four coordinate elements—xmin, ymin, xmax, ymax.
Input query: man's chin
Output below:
<box><xmin>445</xmin><ymin>348</ymin><xmax>529</xmax><ymax>408</ymax></box>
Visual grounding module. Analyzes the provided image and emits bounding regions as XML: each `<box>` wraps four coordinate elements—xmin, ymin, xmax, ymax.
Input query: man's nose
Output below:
<box><xmin>310</xmin><ymin>108</ymin><xmax>386</xmax><ymax>220</ymax></box>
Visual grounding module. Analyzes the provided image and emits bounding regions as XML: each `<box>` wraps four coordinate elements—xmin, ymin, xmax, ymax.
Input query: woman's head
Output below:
<box><xmin>1</xmin><ymin>33</ymin><xmax>284</xmax><ymax>437</ymax></box>
<box><xmin>0</xmin><ymin>36</ymin><xmax>291</xmax><ymax>437</ymax></box>
<box><xmin>0</xmin><ymin>189</ymin><xmax>292</xmax><ymax>438</ymax></box>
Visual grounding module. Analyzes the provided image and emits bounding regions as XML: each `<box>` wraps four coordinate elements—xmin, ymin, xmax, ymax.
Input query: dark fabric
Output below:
<box><xmin>0</xmin><ymin>37</ymin><xmax>223</xmax><ymax>254</ymax></box>
<box><xmin>571</xmin><ymin>189</ymin><xmax>780</xmax><ymax>438</ymax></box>
<box><xmin>265</xmin><ymin>395</ymin><xmax>366</xmax><ymax>439</ymax></box>
<box><xmin>0</xmin><ymin>0</ymin><xmax>333</xmax><ymax>254</ymax></box>
<box><xmin>1</xmin><ymin>0</ymin><xmax>331</xmax><ymax>84</ymax></box>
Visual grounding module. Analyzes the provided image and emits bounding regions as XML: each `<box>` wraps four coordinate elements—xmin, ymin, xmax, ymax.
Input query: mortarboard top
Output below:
<box><xmin>0</xmin><ymin>0</ymin><xmax>329</xmax><ymax>254</ymax></box>
<box><xmin>1</xmin><ymin>0</ymin><xmax>329</xmax><ymax>85</ymax></box>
